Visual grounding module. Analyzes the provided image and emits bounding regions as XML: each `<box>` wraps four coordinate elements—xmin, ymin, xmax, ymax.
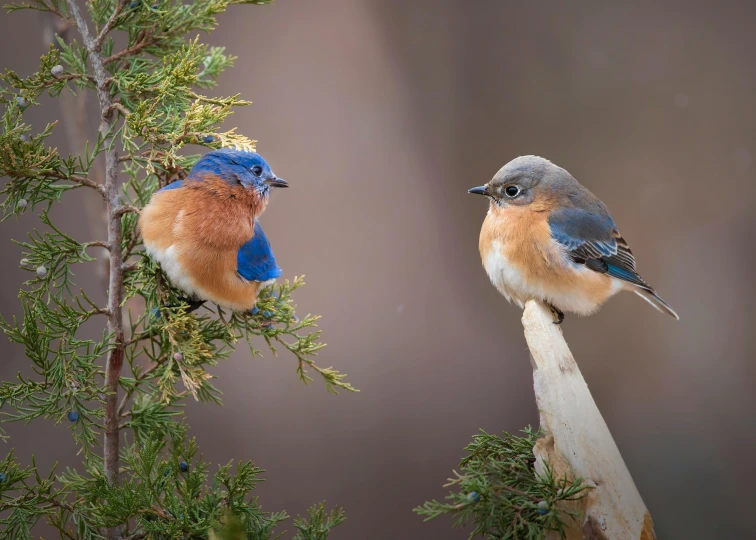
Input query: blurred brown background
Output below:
<box><xmin>1</xmin><ymin>0</ymin><xmax>755</xmax><ymax>538</ymax></box>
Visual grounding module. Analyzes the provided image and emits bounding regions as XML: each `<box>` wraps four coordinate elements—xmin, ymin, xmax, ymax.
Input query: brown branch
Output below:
<box><xmin>106</xmin><ymin>102</ymin><xmax>131</xmax><ymax>118</ymax></box>
<box><xmin>46</xmin><ymin>9</ymin><xmax>111</xmax><ymax>289</ymax></box>
<box><xmin>120</xmin><ymin>262</ymin><xmax>138</xmax><ymax>273</ymax></box>
<box><xmin>85</xmin><ymin>240</ymin><xmax>111</xmax><ymax>250</ymax></box>
<box><xmin>47</xmin><ymin>498</ymin><xmax>77</xmax><ymax>515</ymax></box>
<box><xmin>64</xmin><ymin>2</ymin><xmax>126</xmax><ymax>539</ymax></box>
<box><xmin>41</xmin><ymin>0</ymin><xmax>73</xmax><ymax>24</ymax></box>
<box><xmin>136</xmin><ymin>360</ymin><xmax>162</xmax><ymax>381</ymax></box>
<box><xmin>123</xmin><ymin>230</ymin><xmax>141</xmax><ymax>261</ymax></box>
<box><xmin>116</xmin><ymin>390</ymin><xmax>132</xmax><ymax>418</ymax></box>
<box><xmin>49</xmin><ymin>171</ymin><xmax>106</xmax><ymax>196</ymax></box>
<box><xmin>114</xmin><ymin>205</ymin><xmax>140</xmax><ymax>217</ymax></box>
<box><xmin>41</xmin><ymin>72</ymin><xmax>96</xmax><ymax>89</ymax></box>
<box><xmin>94</xmin><ymin>0</ymin><xmax>129</xmax><ymax>52</ymax></box>
<box><xmin>103</xmin><ymin>28</ymin><xmax>159</xmax><ymax>66</ymax></box>
<box><xmin>70</xmin><ymin>175</ymin><xmax>105</xmax><ymax>194</ymax></box>
<box><xmin>117</xmin><ymin>353</ymin><xmax>165</xmax><ymax>418</ymax></box>
<box><xmin>497</xmin><ymin>484</ymin><xmax>537</xmax><ymax>502</ymax></box>
<box><xmin>118</xmin><ymin>149</ymin><xmax>166</xmax><ymax>163</ymax></box>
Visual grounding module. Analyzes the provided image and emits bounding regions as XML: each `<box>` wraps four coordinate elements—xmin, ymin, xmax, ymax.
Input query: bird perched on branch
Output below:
<box><xmin>140</xmin><ymin>148</ymin><xmax>288</xmax><ymax>311</ymax></box>
<box><xmin>469</xmin><ymin>156</ymin><xmax>678</xmax><ymax>323</ymax></box>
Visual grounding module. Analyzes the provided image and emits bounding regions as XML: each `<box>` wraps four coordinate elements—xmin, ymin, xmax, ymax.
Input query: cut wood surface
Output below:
<box><xmin>522</xmin><ymin>300</ymin><xmax>656</xmax><ymax>540</ymax></box>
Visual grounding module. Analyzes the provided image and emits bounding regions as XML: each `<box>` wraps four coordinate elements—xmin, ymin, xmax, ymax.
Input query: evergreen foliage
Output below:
<box><xmin>0</xmin><ymin>0</ymin><xmax>353</xmax><ymax>537</ymax></box>
<box><xmin>415</xmin><ymin>428</ymin><xmax>591</xmax><ymax>539</ymax></box>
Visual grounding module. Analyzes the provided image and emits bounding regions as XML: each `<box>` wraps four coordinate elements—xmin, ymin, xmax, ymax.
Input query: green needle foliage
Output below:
<box><xmin>415</xmin><ymin>428</ymin><xmax>592</xmax><ymax>540</ymax></box>
<box><xmin>292</xmin><ymin>503</ymin><xmax>346</xmax><ymax>540</ymax></box>
<box><xmin>0</xmin><ymin>0</ymin><xmax>352</xmax><ymax>537</ymax></box>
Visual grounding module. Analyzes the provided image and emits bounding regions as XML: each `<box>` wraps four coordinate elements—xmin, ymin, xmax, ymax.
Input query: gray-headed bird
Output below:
<box><xmin>469</xmin><ymin>156</ymin><xmax>678</xmax><ymax>323</ymax></box>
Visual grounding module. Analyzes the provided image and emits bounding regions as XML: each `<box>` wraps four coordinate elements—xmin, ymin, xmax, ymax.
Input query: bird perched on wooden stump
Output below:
<box><xmin>140</xmin><ymin>148</ymin><xmax>288</xmax><ymax>311</ymax></box>
<box><xmin>469</xmin><ymin>156</ymin><xmax>678</xmax><ymax>323</ymax></box>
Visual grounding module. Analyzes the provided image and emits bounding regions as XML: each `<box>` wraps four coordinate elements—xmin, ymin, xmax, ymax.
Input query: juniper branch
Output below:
<box><xmin>1</xmin><ymin>1</ymin><xmax>350</xmax><ymax>536</ymax></box>
<box><xmin>64</xmin><ymin>1</ymin><xmax>126</xmax><ymax>525</ymax></box>
<box><xmin>416</xmin><ymin>428</ymin><xmax>592</xmax><ymax>539</ymax></box>
<box><xmin>50</xmin><ymin>170</ymin><xmax>106</xmax><ymax>195</ymax></box>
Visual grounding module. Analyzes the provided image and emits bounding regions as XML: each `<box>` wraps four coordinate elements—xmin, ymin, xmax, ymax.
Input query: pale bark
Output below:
<box><xmin>522</xmin><ymin>300</ymin><xmax>656</xmax><ymax>540</ymax></box>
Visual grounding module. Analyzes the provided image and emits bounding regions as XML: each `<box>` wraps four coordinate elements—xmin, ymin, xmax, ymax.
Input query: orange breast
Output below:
<box><xmin>139</xmin><ymin>182</ymin><xmax>266</xmax><ymax>310</ymax></box>
<box><xmin>479</xmin><ymin>204</ymin><xmax>618</xmax><ymax>314</ymax></box>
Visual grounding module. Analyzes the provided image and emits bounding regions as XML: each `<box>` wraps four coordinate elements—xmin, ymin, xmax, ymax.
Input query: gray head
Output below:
<box><xmin>468</xmin><ymin>155</ymin><xmax>581</xmax><ymax>208</ymax></box>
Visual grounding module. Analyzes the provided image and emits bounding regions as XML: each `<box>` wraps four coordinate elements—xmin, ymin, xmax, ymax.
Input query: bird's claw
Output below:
<box><xmin>182</xmin><ymin>298</ymin><xmax>205</xmax><ymax>313</ymax></box>
<box><xmin>547</xmin><ymin>303</ymin><xmax>565</xmax><ymax>325</ymax></box>
<box><xmin>250</xmin><ymin>304</ymin><xmax>274</xmax><ymax>328</ymax></box>
<box><xmin>151</xmin><ymin>298</ymin><xmax>204</xmax><ymax>321</ymax></box>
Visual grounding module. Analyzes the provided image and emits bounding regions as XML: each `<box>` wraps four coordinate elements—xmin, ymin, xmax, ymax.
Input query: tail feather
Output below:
<box><xmin>634</xmin><ymin>289</ymin><xmax>679</xmax><ymax>320</ymax></box>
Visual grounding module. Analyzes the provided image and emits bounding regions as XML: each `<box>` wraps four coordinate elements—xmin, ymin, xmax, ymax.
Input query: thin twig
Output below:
<box><xmin>104</xmin><ymin>27</ymin><xmax>159</xmax><ymax>65</ymax></box>
<box><xmin>123</xmin><ymin>228</ymin><xmax>141</xmax><ymax>261</ymax></box>
<box><xmin>106</xmin><ymin>102</ymin><xmax>131</xmax><ymax>117</ymax></box>
<box><xmin>117</xmin><ymin>355</ymin><xmax>164</xmax><ymax>417</ymax></box>
<box><xmin>85</xmin><ymin>240</ymin><xmax>111</xmax><ymax>250</ymax></box>
<box><xmin>497</xmin><ymin>484</ymin><xmax>538</xmax><ymax>502</ymax></box>
<box><xmin>116</xmin><ymin>391</ymin><xmax>131</xmax><ymax>418</ymax></box>
<box><xmin>48</xmin><ymin>171</ymin><xmax>106</xmax><ymax>196</ymax></box>
<box><xmin>40</xmin><ymin>0</ymin><xmax>73</xmax><ymax>23</ymax></box>
<box><xmin>94</xmin><ymin>0</ymin><xmax>128</xmax><ymax>52</ymax></box>
<box><xmin>115</xmin><ymin>205</ymin><xmax>140</xmax><ymax>217</ymax></box>
<box><xmin>69</xmin><ymin>174</ymin><xmax>105</xmax><ymax>194</ymax></box>
<box><xmin>121</xmin><ymin>262</ymin><xmax>138</xmax><ymax>272</ymax></box>
<box><xmin>41</xmin><ymin>72</ymin><xmax>96</xmax><ymax>88</ymax></box>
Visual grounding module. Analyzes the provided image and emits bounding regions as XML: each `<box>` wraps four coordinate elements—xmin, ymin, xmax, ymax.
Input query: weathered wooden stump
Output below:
<box><xmin>522</xmin><ymin>300</ymin><xmax>656</xmax><ymax>540</ymax></box>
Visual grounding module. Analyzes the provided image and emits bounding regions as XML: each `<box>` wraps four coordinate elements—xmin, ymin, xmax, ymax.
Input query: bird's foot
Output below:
<box><xmin>181</xmin><ymin>298</ymin><xmax>205</xmax><ymax>313</ymax></box>
<box><xmin>547</xmin><ymin>303</ymin><xmax>565</xmax><ymax>325</ymax></box>
<box><xmin>250</xmin><ymin>305</ymin><xmax>274</xmax><ymax>329</ymax></box>
<box><xmin>154</xmin><ymin>298</ymin><xmax>205</xmax><ymax>318</ymax></box>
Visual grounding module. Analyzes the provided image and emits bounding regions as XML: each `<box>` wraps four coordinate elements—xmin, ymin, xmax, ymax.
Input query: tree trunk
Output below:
<box><xmin>63</xmin><ymin>1</ymin><xmax>126</xmax><ymax>538</ymax></box>
<box><xmin>521</xmin><ymin>300</ymin><xmax>656</xmax><ymax>540</ymax></box>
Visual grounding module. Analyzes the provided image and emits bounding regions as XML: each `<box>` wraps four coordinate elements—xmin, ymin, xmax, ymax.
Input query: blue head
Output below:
<box><xmin>187</xmin><ymin>149</ymin><xmax>288</xmax><ymax>199</ymax></box>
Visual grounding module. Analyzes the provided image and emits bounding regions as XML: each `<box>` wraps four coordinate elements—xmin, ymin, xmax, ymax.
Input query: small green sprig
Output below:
<box><xmin>415</xmin><ymin>427</ymin><xmax>592</xmax><ymax>539</ymax></box>
<box><xmin>293</xmin><ymin>502</ymin><xmax>347</xmax><ymax>540</ymax></box>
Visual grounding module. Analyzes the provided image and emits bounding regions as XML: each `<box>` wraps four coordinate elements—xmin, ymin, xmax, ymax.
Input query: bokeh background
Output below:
<box><xmin>2</xmin><ymin>0</ymin><xmax>755</xmax><ymax>538</ymax></box>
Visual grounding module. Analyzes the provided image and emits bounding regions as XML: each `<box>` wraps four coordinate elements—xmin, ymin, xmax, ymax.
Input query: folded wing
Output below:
<box><xmin>548</xmin><ymin>207</ymin><xmax>649</xmax><ymax>289</ymax></box>
<box><xmin>236</xmin><ymin>221</ymin><xmax>283</xmax><ymax>282</ymax></box>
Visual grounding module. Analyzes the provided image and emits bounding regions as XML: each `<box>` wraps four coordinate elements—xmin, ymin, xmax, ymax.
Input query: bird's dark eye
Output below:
<box><xmin>505</xmin><ymin>185</ymin><xmax>520</xmax><ymax>197</ymax></box>
<box><xmin>252</xmin><ymin>166</ymin><xmax>263</xmax><ymax>177</ymax></box>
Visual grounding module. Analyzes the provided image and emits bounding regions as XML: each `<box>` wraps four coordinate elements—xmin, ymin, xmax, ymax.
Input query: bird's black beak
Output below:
<box><xmin>468</xmin><ymin>186</ymin><xmax>488</xmax><ymax>196</ymax></box>
<box><xmin>265</xmin><ymin>177</ymin><xmax>289</xmax><ymax>188</ymax></box>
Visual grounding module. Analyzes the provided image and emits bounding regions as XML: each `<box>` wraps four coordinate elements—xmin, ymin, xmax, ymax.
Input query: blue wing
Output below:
<box><xmin>548</xmin><ymin>207</ymin><xmax>649</xmax><ymax>289</ymax></box>
<box><xmin>237</xmin><ymin>221</ymin><xmax>283</xmax><ymax>282</ymax></box>
<box><xmin>160</xmin><ymin>179</ymin><xmax>184</xmax><ymax>191</ymax></box>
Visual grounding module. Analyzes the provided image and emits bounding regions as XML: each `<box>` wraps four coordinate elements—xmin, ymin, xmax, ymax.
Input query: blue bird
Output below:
<box><xmin>469</xmin><ymin>156</ymin><xmax>678</xmax><ymax>323</ymax></box>
<box><xmin>140</xmin><ymin>149</ymin><xmax>288</xmax><ymax>311</ymax></box>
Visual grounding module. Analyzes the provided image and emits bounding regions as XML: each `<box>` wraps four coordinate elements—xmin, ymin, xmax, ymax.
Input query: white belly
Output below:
<box><xmin>483</xmin><ymin>240</ymin><xmax>624</xmax><ymax>315</ymax></box>
<box><xmin>144</xmin><ymin>242</ymin><xmax>276</xmax><ymax>309</ymax></box>
<box><xmin>145</xmin><ymin>242</ymin><xmax>205</xmax><ymax>300</ymax></box>
<box><xmin>483</xmin><ymin>241</ymin><xmax>531</xmax><ymax>308</ymax></box>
